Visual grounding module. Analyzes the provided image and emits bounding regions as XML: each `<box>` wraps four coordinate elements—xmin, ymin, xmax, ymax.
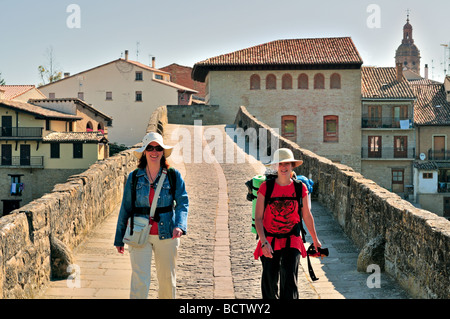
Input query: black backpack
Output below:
<box><xmin>263</xmin><ymin>175</ymin><xmax>306</xmax><ymax>242</ymax></box>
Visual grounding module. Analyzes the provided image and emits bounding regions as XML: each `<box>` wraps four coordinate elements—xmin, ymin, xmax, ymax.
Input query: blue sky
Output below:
<box><xmin>1</xmin><ymin>0</ymin><xmax>449</xmax><ymax>85</ymax></box>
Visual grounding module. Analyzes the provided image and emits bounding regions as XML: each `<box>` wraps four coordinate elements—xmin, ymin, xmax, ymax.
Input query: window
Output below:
<box><xmin>282</xmin><ymin>74</ymin><xmax>292</xmax><ymax>90</ymax></box>
<box><xmin>97</xmin><ymin>123</ymin><xmax>104</xmax><ymax>134</ymax></box>
<box><xmin>106</xmin><ymin>91</ymin><xmax>112</xmax><ymax>100</ymax></box>
<box><xmin>330</xmin><ymin>73</ymin><xmax>341</xmax><ymax>89</ymax></box>
<box><xmin>78</xmin><ymin>92</ymin><xmax>84</xmax><ymax>100</ymax></box>
<box><xmin>51</xmin><ymin>143</ymin><xmax>60</xmax><ymax>158</ymax></box>
<box><xmin>394</xmin><ymin>136</ymin><xmax>408</xmax><ymax>158</ymax></box>
<box><xmin>136</xmin><ymin>91</ymin><xmax>143</xmax><ymax>101</ymax></box>
<box><xmin>1</xmin><ymin>144</ymin><xmax>12</xmax><ymax>165</ymax></box>
<box><xmin>250</xmin><ymin>74</ymin><xmax>260</xmax><ymax>90</ymax></box>
<box><xmin>9</xmin><ymin>175</ymin><xmax>23</xmax><ymax>196</ymax></box>
<box><xmin>266</xmin><ymin>74</ymin><xmax>276</xmax><ymax>90</ymax></box>
<box><xmin>368</xmin><ymin>136</ymin><xmax>382</xmax><ymax>158</ymax></box>
<box><xmin>86</xmin><ymin>121</ymin><xmax>93</xmax><ymax>132</ymax></box>
<box><xmin>68</xmin><ymin>122</ymin><xmax>73</xmax><ymax>132</ymax></box>
<box><xmin>323</xmin><ymin>115</ymin><xmax>338</xmax><ymax>142</ymax></box>
<box><xmin>314</xmin><ymin>73</ymin><xmax>325</xmax><ymax>89</ymax></box>
<box><xmin>46</xmin><ymin>120</ymin><xmax>51</xmax><ymax>131</ymax></box>
<box><xmin>298</xmin><ymin>74</ymin><xmax>308</xmax><ymax>89</ymax></box>
<box><xmin>367</xmin><ymin>105</ymin><xmax>382</xmax><ymax>127</ymax></box>
<box><xmin>135</xmin><ymin>71</ymin><xmax>143</xmax><ymax>81</ymax></box>
<box><xmin>73</xmin><ymin>143</ymin><xmax>83</xmax><ymax>158</ymax></box>
<box><xmin>393</xmin><ymin>106</ymin><xmax>408</xmax><ymax>127</ymax></box>
<box><xmin>281</xmin><ymin>115</ymin><xmax>297</xmax><ymax>141</ymax></box>
<box><xmin>423</xmin><ymin>173</ymin><xmax>433</xmax><ymax>179</ymax></box>
<box><xmin>155</xmin><ymin>74</ymin><xmax>163</xmax><ymax>80</ymax></box>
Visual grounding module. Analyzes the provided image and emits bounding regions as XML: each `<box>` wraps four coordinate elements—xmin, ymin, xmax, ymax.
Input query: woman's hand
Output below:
<box><xmin>261</xmin><ymin>239</ymin><xmax>273</xmax><ymax>258</ymax></box>
<box><xmin>172</xmin><ymin>227</ymin><xmax>183</xmax><ymax>239</ymax></box>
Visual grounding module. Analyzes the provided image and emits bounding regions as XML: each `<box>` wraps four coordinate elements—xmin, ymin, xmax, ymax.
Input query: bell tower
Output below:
<box><xmin>395</xmin><ymin>12</ymin><xmax>421</xmax><ymax>75</ymax></box>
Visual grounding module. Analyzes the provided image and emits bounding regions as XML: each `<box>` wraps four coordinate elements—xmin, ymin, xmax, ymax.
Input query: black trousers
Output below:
<box><xmin>260</xmin><ymin>248</ymin><xmax>301</xmax><ymax>299</ymax></box>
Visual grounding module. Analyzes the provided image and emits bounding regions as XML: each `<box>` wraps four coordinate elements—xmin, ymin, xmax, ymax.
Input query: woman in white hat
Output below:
<box><xmin>114</xmin><ymin>131</ymin><xmax>189</xmax><ymax>299</ymax></box>
<box><xmin>253</xmin><ymin>148</ymin><xmax>321</xmax><ymax>299</ymax></box>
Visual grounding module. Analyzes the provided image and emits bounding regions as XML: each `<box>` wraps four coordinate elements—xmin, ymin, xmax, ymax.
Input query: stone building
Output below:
<box><xmin>360</xmin><ymin>64</ymin><xmax>416</xmax><ymax>196</ymax></box>
<box><xmin>192</xmin><ymin>37</ymin><xmax>363</xmax><ymax>171</ymax></box>
<box><xmin>410</xmin><ymin>77</ymin><xmax>450</xmax><ymax>217</ymax></box>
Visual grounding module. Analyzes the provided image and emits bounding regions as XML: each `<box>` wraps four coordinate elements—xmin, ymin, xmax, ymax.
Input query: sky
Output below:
<box><xmin>1</xmin><ymin>0</ymin><xmax>449</xmax><ymax>86</ymax></box>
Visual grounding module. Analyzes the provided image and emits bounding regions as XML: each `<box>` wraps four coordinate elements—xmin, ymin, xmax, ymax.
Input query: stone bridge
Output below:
<box><xmin>0</xmin><ymin>106</ymin><xmax>448</xmax><ymax>299</ymax></box>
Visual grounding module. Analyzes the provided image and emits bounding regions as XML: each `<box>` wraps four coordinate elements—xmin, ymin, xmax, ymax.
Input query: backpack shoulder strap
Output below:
<box><xmin>167</xmin><ymin>167</ymin><xmax>177</xmax><ymax>200</ymax></box>
<box><xmin>263</xmin><ymin>178</ymin><xmax>276</xmax><ymax>210</ymax></box>
<box><xmin>131</xmin><ymin>169</ymin><xmax>139</xmax><ymax>210</ymax></box>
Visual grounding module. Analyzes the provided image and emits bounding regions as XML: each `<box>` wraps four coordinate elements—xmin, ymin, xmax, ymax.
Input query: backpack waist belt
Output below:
<box><xmin>133</xmin><ymin>205</ymin><xmax>173</xmax><ymax>222</ymax></box>
<box><xmin>263</xmin><ymin>222</ymin><xmax>302</xmax><ymax>239</ymax></box>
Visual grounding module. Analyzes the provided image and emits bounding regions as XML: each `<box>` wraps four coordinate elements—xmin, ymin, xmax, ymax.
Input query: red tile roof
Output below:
<box><xmin>0</xmin><ymin>85</ymin><xmax>46</xmax><ymax>100</ymax></box>
<box><xmin>411</xmin><ymin>82</ymin><xmax>450</xmax><ymax>126</ymax></box>
<box><xmin>361</xmin><ymin>66</ymin><xmax>416</xmax><ymax>100</ymax></box>
<box><xmin>192</xmin><ymin>37</ymin><xmax>363</xmax><ymax>81</ymax></box>
<box><xmin>0</xmin><ymin>99</ymin><xmax>82</xmax><ymax>120</ymax></box>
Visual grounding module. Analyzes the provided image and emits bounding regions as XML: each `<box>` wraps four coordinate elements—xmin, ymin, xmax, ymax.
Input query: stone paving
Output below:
<box><xmin>37</xmin><ymin>124</ymin><xmax>410</xmax><ymax>299</ymax></box>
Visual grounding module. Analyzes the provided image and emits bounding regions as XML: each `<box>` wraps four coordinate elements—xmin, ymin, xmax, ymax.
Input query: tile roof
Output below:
<box><xmin>361</xmin><ymin>66</ymin><xmax>416</xmax><ymax>100</ymax></box>
<box><xmin>0</xmin><ymin>85</ymin><xmax>46</xmax><ymax>100</ymax></box>
<box><xmin>43</xmin><ymin>131</ymin><xmax>108</xmax><ymax>143</ymax></box>
<box><xmin>29</xmin><ymin>98</ymin><xmax>113</xmax><ymax>121</ymax></box>
<box><xmin>0</xmin><ymin>99</ymin><xmax>82</xmax><ymax>120</ymax></box>
<box><xmin>192</xmin><ymin>37</ymin><xmax>363</xmax><ymax>81</ymax></box>
<box><xmin>410</xmin><ymin>82</ymin><xmax>450</xmax><ymax>126</ymax></box>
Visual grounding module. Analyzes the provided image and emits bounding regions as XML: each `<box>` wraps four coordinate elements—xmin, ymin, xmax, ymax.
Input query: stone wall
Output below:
<box><xmin>166</xmin><ymin>105</ymin><xmax>221</xmax><ymax>125</ymax></box>
<box><xmin>235</xmin><ymin>106</ymin><xmax>450</xmax><ymax>299</ymax></box>
<box><xmin>0</xmin><ymin>105</ymin><xmax>167</xmax><ymax>298</ymax></box>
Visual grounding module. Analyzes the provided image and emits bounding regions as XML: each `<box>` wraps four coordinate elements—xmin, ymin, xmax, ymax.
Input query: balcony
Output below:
<box><xmin>1</xmin><ymin>156</ymin><xmax>44</xmax><ymax>168</ymax></box>
<box><xmin>361</xmin><ymin>117</ymin><xmax>413</xmax><ymax>129</ymax></box>
<box><xmin>0</xmin><ymin>127</ymin><xmax>43</xmax><ymax>138</ymax></box>
<box><xmin>361</xmin><ymin>147</ymin><xmax>416</xmax><ymax>159</ymax></box>
<box><xmin>428</xmin><ymin>149</ymin><xmax>450</xmax><ymax>160</ymax></box>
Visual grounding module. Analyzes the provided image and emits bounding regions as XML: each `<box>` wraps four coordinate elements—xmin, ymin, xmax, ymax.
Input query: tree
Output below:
<box><xmin>38</xmin><ymin>46</ymin><xmax>62</xmax><ymax>86</ymax></box>
<box><xmin>0</xmin><ymin>72</ymin><xmax>5</xmax><ymax>85</ymax></box>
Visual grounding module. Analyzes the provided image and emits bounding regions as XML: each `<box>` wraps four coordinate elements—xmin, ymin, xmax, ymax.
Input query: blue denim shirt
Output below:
<box><xmin>114</xmin><ymin>167</ymin><xmax>189</xmax><ymax>246</ymax></box>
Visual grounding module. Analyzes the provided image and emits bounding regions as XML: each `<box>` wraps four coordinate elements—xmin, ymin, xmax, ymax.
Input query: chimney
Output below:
<box><xmin>64</xmin><ymin>72</ymin><xmax>70</xmax><ymax>78</ymax></box>
<box><xmin>125</xmin><ymin>50</ymin><xmax>129</xmax><ymax>61</ymax></box>
<box><xmin>0</xmin><ymin>89</ymin><xmax>4</xmax><ymax>100</ymax></box>
<box><xmin>152</xmin><ymin>57</ymin><xmax>155</xmax><ymax>68</ymax></box>
<box><xmin>424</xmin><ymin>64</ymin><xmax>429</xmax><ymax>80</ymax></box>
<box><xmin>396</xmin><ymin>63</ymin><xmax>403</xmax><ymax>82</ymax></box>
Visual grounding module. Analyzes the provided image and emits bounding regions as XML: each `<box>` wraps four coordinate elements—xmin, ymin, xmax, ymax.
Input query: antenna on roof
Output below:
<box><xmin>136</xmin><ymin>41</ymin><xmax>140</xmax><ymax>62</ymax></box>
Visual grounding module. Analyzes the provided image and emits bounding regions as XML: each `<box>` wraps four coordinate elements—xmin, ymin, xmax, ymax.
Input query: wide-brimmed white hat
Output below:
<box><xmin>266</xmin><ymin>148</ymin><xmax>303</xmax><ymax>168</ymax></box>
<box><xmin>133</xmin><ymin>132</ymin><xmax>173</xmax><ymax>159</ymax></box>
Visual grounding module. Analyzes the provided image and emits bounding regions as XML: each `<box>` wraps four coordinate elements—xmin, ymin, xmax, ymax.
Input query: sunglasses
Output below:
<box><xmin>146</xmin><ymin>145</ymin><xmax>164</xmax><ymax>152</ymax></box>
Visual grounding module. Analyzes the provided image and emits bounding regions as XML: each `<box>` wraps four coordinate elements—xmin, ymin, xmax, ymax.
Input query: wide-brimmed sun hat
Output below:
<box><xmin>266</xmin><ymin>148</ymin><xmax>303</xmax><ymax>168</ymax></box>
<box><xmin>133</xmin><ymin>132</ymin><xmax>173</xmax><ymax>159</ymax></box>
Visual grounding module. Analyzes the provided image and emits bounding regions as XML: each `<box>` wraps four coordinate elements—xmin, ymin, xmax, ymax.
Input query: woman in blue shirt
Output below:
<box><xmin>114</xmin><ymin>132</ymin><xmax>189</xmax><ymax>299</ymax></box>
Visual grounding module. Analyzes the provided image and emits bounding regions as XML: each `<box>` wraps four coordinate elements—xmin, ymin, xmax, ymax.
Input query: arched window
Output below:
<box><xmin>323</xmin><ymin>115</ymin><xmax>339</xmax><ymax>143</ymax></box>
<box><xmin>330</xmin><ymin>73</ymin><xmax>341</xmax><ymax>89</ymax></box>
<box><xmin>250</xmin><ymin>74</ymin><xmax>260</xmax><ymax>90</ymax></box>
<box><xmin>97</xmin><ymin>123</ymin><xmax>104</xmax><ymax>134</ymax></box>
<box><xmin>266</xmin><ymin>74</ymin><xmax>276</xmax><ymax>90</ymax></box>
<box><xmin>86</xmin><ymin>121</ymin><xmax>93</xmax><ymax>132</ymax></box>
<box><xmin>314</xmin><ymin>73</ymin><xmax>325</xmax><ymax>89</ymax></box>
<box><xmin>282</xmin><ymin>74</ymin><xmax>292</xmax><ymax>90</ymax></box>
<box><xmin>298</xmin><ymin>73</ymin><xmax>308</xmax><ymax>89</ymax></box>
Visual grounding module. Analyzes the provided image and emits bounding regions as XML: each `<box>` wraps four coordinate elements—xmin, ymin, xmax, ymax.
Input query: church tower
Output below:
<box><xmin>395</xmin><ymin>13</ymin><xmax>421</xmax><ymax>75</ymax></box>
